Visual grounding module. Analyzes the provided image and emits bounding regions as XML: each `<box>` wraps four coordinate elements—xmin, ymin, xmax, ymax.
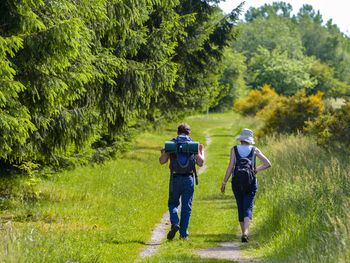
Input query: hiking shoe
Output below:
<box><xmin>241</xmin><ymin>234</ymin><xmax>249</xmax><ymax>243</ymax></box>
<box><xmin>179</xmin><ymin>236</ymin><xmax>188</xmax><ymax>241</ymax></box>
<box><xmin>167</xmin><ymin>224</ymin><xmax>180</xmax><ymax>240</ymax></box>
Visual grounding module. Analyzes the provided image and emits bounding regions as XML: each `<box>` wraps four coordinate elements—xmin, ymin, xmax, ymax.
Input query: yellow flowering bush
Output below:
<box><xmin>258</xmin><ymin>91</ymin><xmax>325</xmax><ymax>134</ymax></box>
<box><xmin>305</xmin><ymin>100</ymin><xmax>350</xmax><ymax>151</ymax></box>
<box><xmin>234</xmin><ymin>84</ymin><xmax>278</xmax><ymax>116</ymax></box>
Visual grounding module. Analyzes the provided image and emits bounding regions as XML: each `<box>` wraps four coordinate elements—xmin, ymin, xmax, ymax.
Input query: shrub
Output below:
<box><xmin>234</xmin><ymin>84</ymin><xmax>278</xmax><ymax>115</ymax></box>
<box><xmin>258</xmin><ymin>91</ymin><xmax>325</xmax><ymax>134</ymax></box>
<box><xmin>305</xmin><ymin>99</ymin><xmax>350</xmax><ymax>152</ymax></box>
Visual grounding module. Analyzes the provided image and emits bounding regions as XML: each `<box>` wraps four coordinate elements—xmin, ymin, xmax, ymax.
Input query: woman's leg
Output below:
<box><xmin>242</xmin><ymin>192</ymin><xmax>256</xmax><ymax>236</ymax></box>
<box><xmin>243</xmin><ymin>217</ymin><xmax>251</xmax><ymax>236</ymax></box>
<box><xmin>233</xmin><ymin>191</ymin><xmax>244</xmax><ymax>234</ymax></box>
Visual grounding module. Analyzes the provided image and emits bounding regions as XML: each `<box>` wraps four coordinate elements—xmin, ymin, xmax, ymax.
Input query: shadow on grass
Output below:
<box><xmin>102</xmin><ymin>238</ymin><xmax>146</xmax><ymax>245</ymax></box>
<box><xmin>199</xmin><ymin>194</ymin><xmax>233</xmax><ymax>201</ymax></box>
<box><xmin>142</xmin><ymin>253</ymin><xmax>234</xmax><ymax>263</ymax></box>
<box><xmin>191</xmin><ymin>233</ymin><xmax>237</xmax><ymax>243</ymax></box>
<box><xmin>132</xmin><ymin>145</ymin><xmax>162</xmax><ymax>152</ymax></box>
<box><xmin>122</xmin><ymin>154</ymin><xmax>155</xmax><ymax>163</ymax></box>
<box><xmin>210</xmin><ymin>134</ymin><xmax>234</xmax><ymax>138</ymax></box>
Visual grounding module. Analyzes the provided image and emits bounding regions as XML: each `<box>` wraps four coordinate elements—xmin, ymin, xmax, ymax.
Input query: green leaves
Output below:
<box><xmin>1</xmin><ymin>0</ymin><xmax>239</xmax><ymax>170</ymax></box>
<box><xmin>231</xmin><ymin>2</ymin><xmax>350</xmax><ymax>99</ymax></box>
<box><xmin>249</xmin><ymin>48</ymin><xmax>316</xmax><ymax>95</ymax></box>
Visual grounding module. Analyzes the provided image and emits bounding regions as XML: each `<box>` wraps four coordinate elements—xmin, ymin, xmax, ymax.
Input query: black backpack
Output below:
<box><xmin>232</xmin><ymin>146</ymin><xmax>256</xmax><ymax>193</ymax></box>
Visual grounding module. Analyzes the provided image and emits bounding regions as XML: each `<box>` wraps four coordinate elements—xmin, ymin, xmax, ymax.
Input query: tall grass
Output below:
<box><xmin>0</xmin><ymin>131</ymin><xmax>175</xmax><ymax>262</ymax></box>
<box><xmin>253</xmin><ymin>134</ymin><xmax>350</xmax><ymax>262</ymax></box>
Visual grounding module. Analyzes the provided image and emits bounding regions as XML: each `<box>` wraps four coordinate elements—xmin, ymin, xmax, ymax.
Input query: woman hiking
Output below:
<box><xmin>221</xmin><ymin>128</ymin><xmax>271</xmax><ymax>242</ymax></box>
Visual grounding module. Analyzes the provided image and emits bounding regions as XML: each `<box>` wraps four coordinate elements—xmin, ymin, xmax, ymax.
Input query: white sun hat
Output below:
<box><xmin>236</xmin><ymin>128</ymin><xmax>255</xmax><ymax>144</ymax></box>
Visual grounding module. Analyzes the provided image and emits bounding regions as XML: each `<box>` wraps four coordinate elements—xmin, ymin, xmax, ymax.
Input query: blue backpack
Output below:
<box><xmin>169</xmin><ymin>135</ymin><xmax>196</xmax><ymax>175</ymax></box>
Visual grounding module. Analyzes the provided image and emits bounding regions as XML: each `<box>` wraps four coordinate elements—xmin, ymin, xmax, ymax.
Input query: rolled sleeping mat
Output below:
<box><xmin>164</xmin><ymin>141</ymin><xmax>199</xmax><ymax>153</ymax></box>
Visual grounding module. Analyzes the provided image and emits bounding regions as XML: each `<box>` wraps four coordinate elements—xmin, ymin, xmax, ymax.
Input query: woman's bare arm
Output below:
<box><xmin>254</xmin><ymin>147</ymin><xmax>271</xmax><ymax>173</ymax></box>
<box><xmin>221</xmin><ymin>147</ymin><xmax>236</xmax><ymax>193</ymax></box>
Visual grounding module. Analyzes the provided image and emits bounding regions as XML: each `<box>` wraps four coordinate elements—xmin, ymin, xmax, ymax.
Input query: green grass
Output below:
<box><xmin>0</xmin><ymin>129</ymin><xmax>175</xmax><ymax>262</ymax></box>
<box><xmin>1</xmin><ymin>112</ymin><xmax>349</xmax><ymax>262</ymax></box>
<box><xmin>141</xmin><ymin>113</ymin><xmax>258</xmax><ymax>262</ymax></box>
<box><xmin>252</xmin><ymin>134</ymin><xmax>350</xmax><ymax>262</ymax></box>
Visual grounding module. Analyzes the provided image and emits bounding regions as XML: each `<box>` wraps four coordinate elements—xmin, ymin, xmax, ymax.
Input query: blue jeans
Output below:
<box><xmin>168</xmin><ymin>175</ymin><xmax>194</xmax><ymax>238</ymax></box>
<box><xmin>233</xmin><ymin>189</ymin><xmax>256</xmax><ymax>222</ymax></box>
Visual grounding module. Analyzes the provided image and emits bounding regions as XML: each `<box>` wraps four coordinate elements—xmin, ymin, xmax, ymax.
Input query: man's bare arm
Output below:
<box><xmin>196</xmin><ymin>144</ymin><xmax>205</xmax><ymax>167</ymax></box>
<box><xmin>159</xmin><ymin>149</ymin><xmax>169</xmax><ymax>164</ymax></box>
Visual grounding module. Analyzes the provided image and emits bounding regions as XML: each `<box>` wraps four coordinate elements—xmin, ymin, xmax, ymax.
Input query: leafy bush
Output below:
<box><xmin>248</xmin><ymin>47</ymin><xmax>316</xmax><ymax>95</ymax></box>
<box><xmin>234</xmin><ymin>84</ymin><xmax>278</xmax><ymax>115</ymax></box>
<box><xmin>305</xmin><ymin>99</ymin><xmax>350</xmax><ymax>152</ymax></box>
<box><xmin>257</xmin><ymin>90</ymin><xmax>325</xmax><ymax>134</ymax></box>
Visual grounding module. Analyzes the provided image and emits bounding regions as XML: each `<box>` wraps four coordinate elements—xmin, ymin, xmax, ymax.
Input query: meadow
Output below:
<box><xmin>0</xmin><ymin>112</ymin><xmax>349</xmax><ymax>262</ymax></box>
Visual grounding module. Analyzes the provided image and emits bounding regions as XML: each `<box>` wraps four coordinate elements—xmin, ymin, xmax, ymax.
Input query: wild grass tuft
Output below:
<box><xmin>253</xmin><ymin>134</ymin><xmax>350</xmax><ymax>262</ymax></box>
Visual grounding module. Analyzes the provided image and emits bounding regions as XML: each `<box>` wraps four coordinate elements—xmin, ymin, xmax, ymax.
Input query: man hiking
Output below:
<box><xmin>159</xmin><ymin>123</ymin><xmax>205</xmax><ymax>240</ymax></box>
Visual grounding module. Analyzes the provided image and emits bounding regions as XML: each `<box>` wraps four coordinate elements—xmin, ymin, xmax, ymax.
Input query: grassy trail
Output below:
<box><xmin>140</xmin><ymin>113</ymin><xmax>257</xmax><ymax>262</ymax></box>
<box><xmin>1</xmin><ymin>112</ymin><xmax>349</xmax><ymax>262</ymax></box>
<box><xmin>0</xmin><ymin>112</ymin><xmax>253</xmax><ymax>262</ymax></box>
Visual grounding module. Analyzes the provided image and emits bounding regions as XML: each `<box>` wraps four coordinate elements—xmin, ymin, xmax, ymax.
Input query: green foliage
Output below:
<box><xmin>0</xmin><ymin>35</ymin><xmax>36</xmax><ymax>163</ymax></box>
<box><xmin>229</xmin><ymin>1</ymin><xmax>350</xmax><ymax>99</ymax></box>
<box><xmin>248</xmin><ymin>47</ymin><xmax>315</xmax><ymax>95</ymax></box>
<box><xmin>245</xmin><ymin>1</ymin><xmax>293</xmax><ymax>22</ymax></box>
<box><xmin>0</xmin><ymin>0</ymin><xmax>242</xmax><ymax>171</ymax></box>
<box><xmin>306</xmin><ymin>56</ymin><xmax>350</xmax><ymax>96</ymax></box>
<box><xmin>211</xmin><ymin>48</ymin><xmax>248</xmax><ymax>111</ymax></box>
<box><xmin>234</xmin><ymin>16</ymin><xmax>304</xmax><ymax>61</ymax></box>
<box><xmin>153</xmin><ymin>1</ymin><xmax>242</xmax><ymax>120</ymax></box>
<box><xmin>305</xmin><ymin>100</ymin><xmax>350</xmax><ymax>152</ymax></box>
<box><xmin>295</xmin><ymin>4</ymin><xmax>350</xmax><ymax>84</ymax></box>
<box><xmin>234</xmin><ymin>84</ymin><xmax>278</xmax><ymax>116</ymax></box>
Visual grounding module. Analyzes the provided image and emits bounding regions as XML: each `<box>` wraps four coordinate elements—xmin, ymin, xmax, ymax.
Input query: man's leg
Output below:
<box><xmin>179</xmin><ymin>176</ymin><xmax>194</xmax><ymax>239</ymax></box>
<box><xmin>167</xmin><ymin>176</ymin><xmax>181</xmax><ymax>240</ymax></box>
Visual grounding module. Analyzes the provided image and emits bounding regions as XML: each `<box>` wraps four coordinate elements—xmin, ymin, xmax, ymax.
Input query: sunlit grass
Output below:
<box><xmin>1</xmin><ymin>112</ymin><xmax>348</xmax><ymax>262</ymax></box>
<box><xmin>252</xmin><ymin>134</ymin><xmax>350</xmax><ymax>262</ymax></box>
<box><xmin>142</xmin><ymin>112</ymin><xmax>257</xmax><ymax>262</ymax></box>
<box><xmin>0</xmin><ymin>130</ymin><xmax>174</xmax><ymax>262</ymax></box>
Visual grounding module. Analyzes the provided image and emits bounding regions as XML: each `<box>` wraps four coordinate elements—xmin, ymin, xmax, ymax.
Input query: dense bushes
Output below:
<box><xmin>257</xmin><ymin>90</ymin><xmax>324</xmax><ymax>134</ymax></box>
<box><xmin>305</xmin><ymin>100</ymin><xmax>350</xmax><ymax>151</ymax></box>
<box><xmin>235</xmin><ymin>85</ymin><xmax>324</xmax><ymax>134</ymax></box>
<box><xmin>235</xmin><ymin>85</ymin><xmax>350</xmax><ymax>154</ymax></box>
<box><xmin>234</xmin><ymin>84</ymin><xmax>278</xmax><ymax>116</ymax></box>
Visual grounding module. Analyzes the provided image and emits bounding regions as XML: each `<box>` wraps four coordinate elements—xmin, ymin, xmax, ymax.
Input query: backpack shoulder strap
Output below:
<box><xmin>251</xmin><ymin>146</ymin><xmax>256</xmax><ymax>171</ymax></box>
<box><xmin>233</xmin><ymin>145</ymin><xmax>241</xmax><ymax>160</ymax></box>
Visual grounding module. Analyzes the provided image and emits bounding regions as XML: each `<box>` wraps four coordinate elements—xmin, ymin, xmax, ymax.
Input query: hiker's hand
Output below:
<box><xmin>159</xmin><ymin>148</ymin><xmax>169</xmax><ymax>164</ymax></box>
<box><xmin>221</xmin><ymin>182</ymin><xmax>226</xmax><ymax>193</ymax></box>
<box><xmin>198</xmin><ymin>144</ymin><xmax>204</xmax><ymax>154</ymax></box>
